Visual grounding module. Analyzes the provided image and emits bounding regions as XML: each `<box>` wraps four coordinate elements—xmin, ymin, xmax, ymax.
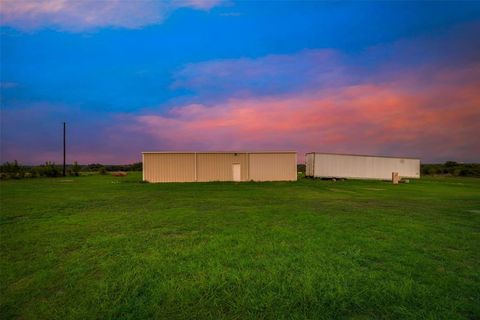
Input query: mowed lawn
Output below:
<box><xmin>1</xmin><ymin>174</ymin><xmax>479</xmax><ymax>319</ymax></box>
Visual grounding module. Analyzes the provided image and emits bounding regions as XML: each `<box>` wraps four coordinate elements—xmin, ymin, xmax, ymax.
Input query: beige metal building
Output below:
<box><xmin>143</xmin><ymin>151</ymin><xmax>297</xmax><ymax>183</ymax></box>
<box><xmin>306</xmin><ymin>152</ymin><xmax>420</xmax><ymax>180</ymax></box>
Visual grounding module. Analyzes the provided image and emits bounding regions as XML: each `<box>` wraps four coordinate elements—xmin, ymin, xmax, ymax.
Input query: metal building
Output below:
<box><xmin>143</xmin><ymin>151</ymin><xmax>297</xmax><ymax>183</ymax></box>
<box><xmin>305</xmin><ymin>152</ymin><xmax>420</xmax><ymax>180</ymax></box>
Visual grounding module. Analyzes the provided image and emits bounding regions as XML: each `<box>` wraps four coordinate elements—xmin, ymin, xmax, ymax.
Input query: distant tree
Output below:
<box><xmin>86</xmin><ymin>163</ymin><xmax>104</xmax><ymax>171</ymax></box>
<box><xmin>297</xmin><ymin>164</ymin><xmax>306</xmax><ymax>174</ymax></box>
<box><xmin>0</xmin><ymin>160</ymin><xmax>20</xmax><ymax>173</ymax></box>
<box><xmin>444</xmin><ymin>161</ymin><xmax>458</xmax><ymax>167</ymax></box>
<box><xmin>0</xmin><ymin>160</ymin><xmax>25</xmax><ymax>178</ymax></box>
<box><xmin>421</xmin><ymin>163</ymin><xmax>480</xmax><ymax>177</ymax></box>
<box><xmin>70</xmin><ymin>161</ymin><xmax>81</xmax><ymax>176</ymax></box>
<box><xmin>130</xmin><ymin>162</ymin><xmax>142</xmax><ymax>171</ymax></box>
<box><xmin>42</xmin><ymin>162</ymin><xmax>61</xmax><ymax>177</ymax></box>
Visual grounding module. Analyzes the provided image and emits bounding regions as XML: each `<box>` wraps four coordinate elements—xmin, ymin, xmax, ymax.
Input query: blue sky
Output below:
<box><xmin>1</xmin><ymin>1</ymin><xmax>479</xmax><ymax>164</ymax></box>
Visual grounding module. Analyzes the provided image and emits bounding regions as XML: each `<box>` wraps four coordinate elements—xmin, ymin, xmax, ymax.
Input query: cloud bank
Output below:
<box><xmin>122</xmin><ymin>65</ymin><xmax>480</xmax><ymax>163</ymax></box>
<box><xmin>114</xmin><ymin>26</ymin><xmax>480</xmax><ymax>164</ymax></box>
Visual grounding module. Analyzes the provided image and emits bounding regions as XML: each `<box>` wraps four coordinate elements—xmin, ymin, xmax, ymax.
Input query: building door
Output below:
<box><xmin>232</xmin><ymin>163</ymin><xmax>241</xmax><ymax>182</ymax></box>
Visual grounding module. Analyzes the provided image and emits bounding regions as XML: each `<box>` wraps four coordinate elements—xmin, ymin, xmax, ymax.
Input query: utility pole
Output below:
<box><xmin>63</xmin><ymin>122</ymin><xmax>66</xmax><ymax>176</ymax></box>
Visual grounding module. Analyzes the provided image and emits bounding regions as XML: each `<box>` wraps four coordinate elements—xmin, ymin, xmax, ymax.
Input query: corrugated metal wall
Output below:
<box><xmin>249</xmin><ymin>153</ymin><xmax>297</xmax><ymax>181</ymax></box>
<box><xmin>197</xmin><ymin>153</ymin><xmax>249</xmax><ymax>182</ymax></box>
<box><xmin>143</xmin><ymin>152</ymin><xmax>297</xmax><ymax>183</ymax></box>
<box><xmin>307</xmin><ymin>153</ymin><xmax>420</xmax><ymax>180</ymax></box>
<box><xmin>143</xmin><ymin>153</ymin><xmax>195</xmax><ymax>182</ymax></box>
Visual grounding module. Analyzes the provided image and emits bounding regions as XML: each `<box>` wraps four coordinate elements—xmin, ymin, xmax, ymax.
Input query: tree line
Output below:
<box><xmin>0</xmin><ymin>161</ymin><xmax>142</xmax><ymax>180</ymax></box>
<box><xmin>420</xmin><ymin>161</ymin><xmax>480</xmax><ymax>177</ymax></box>
<box><xmin>1</xmin><ymin>161</ymin><xmax>478</xmax><ymax>180</ymax></box>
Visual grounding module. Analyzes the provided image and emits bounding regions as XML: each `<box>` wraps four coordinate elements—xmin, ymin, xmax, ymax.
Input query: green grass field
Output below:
<box><xmin>1</xmin><ymin>173</ymin><xmax>479</xmax><ymax>319</ymax></box>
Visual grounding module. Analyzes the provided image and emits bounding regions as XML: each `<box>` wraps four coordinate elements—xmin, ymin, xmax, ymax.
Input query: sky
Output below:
<box><xmin>1</xmin><ymin>0</ymin><xmax>480</xmax><ymax>164</ymax></box>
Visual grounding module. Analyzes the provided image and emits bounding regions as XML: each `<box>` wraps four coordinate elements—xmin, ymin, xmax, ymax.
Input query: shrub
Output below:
<box><xmin>421</xmin><ymin>162</ymin><xmax>480</xmax><ymax>177</ymax></box>
<box><xmin>0</xmin><ymin>160</ymin><xmax>26</xmax><ymax>179</ymax></box>
<box><xmin>99</xmin><ymin>167</ymin><xmax>107</xmax><ymax>175</ymax></box>
<box><xmin>130</xmin><ymin>162</ymin><xmax>142</xmax><ymax>171</ymax></box>
<box><xmin>70</xmin><ymin>161</ymin><xmax>81</xmax><ymax>176</ymax></box>
<box><xmin>445</xmin><ymin>161</ymin><xmax>458</xmax><ymax>168</ymax></box>
<box><xmin>85</xmin><ymin>163</ymin><xmax>104</xmax><ymax>172</ymax></box>
<box><xmin>41</xmin><ymin>162</ymin><xmax>61</xmax><ymax>177</ymax></box>
<box><xmin>0</xmin><ymin>160</ymin><xmax>22</xmax><ymax>174</ymax></box>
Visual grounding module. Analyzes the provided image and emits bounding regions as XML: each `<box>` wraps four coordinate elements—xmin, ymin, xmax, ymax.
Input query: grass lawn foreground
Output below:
<box><xmin>1</xmin><ymin>173</ymin><xmax>479</xmax><ymax>319</ymax></box>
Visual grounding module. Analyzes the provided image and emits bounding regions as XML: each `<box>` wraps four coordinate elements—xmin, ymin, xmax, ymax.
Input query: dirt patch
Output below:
<box><xmin>111</xmin><ymin>172</ymin><xmax>128</xmax><ymax>177</ymax></box>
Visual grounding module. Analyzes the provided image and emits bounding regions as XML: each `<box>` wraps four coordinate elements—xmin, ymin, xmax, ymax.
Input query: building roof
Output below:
<box><xmin>142</xmin><ymin>151</ymin><xmax>297</xmax><ymax>154</ymax></box>
<box><xmin>305</xmin><ymin>152</ymin><xmax>420</xmax><ymax>160</ymax></box>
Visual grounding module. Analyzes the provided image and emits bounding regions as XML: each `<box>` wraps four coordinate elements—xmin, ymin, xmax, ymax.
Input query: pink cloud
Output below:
<box><xmin>0</xmin><ymin>0</ymin><xmax>222</xmax><ymax>31</ymax></box>
<box><xmin>3</xmin><ymin>66</ymin><xmax>478</xmax><ymax>165</ymax></box>
<box><xmin>119</xmin><ymin>64</ymin><xmax>480</xmax><ymax>163</ymax></box>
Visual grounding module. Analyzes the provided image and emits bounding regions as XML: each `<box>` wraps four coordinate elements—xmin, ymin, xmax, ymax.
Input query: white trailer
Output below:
<box><xmin>305</xmin><ymin>153</ymin><xmax>420</xmax><ymax>180</ymax></box>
